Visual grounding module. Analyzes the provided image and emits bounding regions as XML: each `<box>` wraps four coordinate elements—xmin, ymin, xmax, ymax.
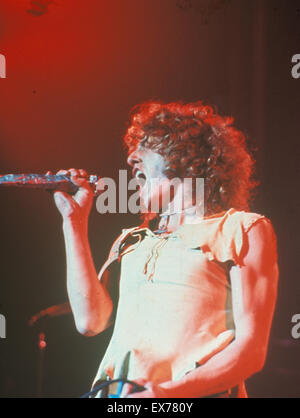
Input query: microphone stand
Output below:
<box><xmin>37</xmin><ymin>332</ymin><xmax>47</xmax><ymax>398</ymax></box>
<box><xmin>28</xmin><ymin>302</ymin><xmax>71</xmax><ymax>398</ymax></box>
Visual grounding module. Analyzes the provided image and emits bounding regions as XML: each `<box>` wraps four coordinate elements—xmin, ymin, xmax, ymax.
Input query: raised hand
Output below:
<box><xmin>48</xmin><ymin>168</ymin><xmax>94</xmax><ymax>223</ymax></box>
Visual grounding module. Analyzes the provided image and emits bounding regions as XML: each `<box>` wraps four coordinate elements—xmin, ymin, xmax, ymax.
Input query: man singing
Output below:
<box><xmin>51</xmin><ymin>101</ymin><xmax>278</xmax><ymax>398</ymax></box>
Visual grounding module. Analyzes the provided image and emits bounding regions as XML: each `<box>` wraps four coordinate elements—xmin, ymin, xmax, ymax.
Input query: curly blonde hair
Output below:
<box><xmin>124</xmin><ymin>100</ymin><xmax>257</xmax><ymax>216</ymax></box>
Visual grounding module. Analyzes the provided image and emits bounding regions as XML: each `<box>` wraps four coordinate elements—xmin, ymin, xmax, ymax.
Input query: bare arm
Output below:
<box><xmin>128</xmin><ymin>218</ymin><xmax>279</xmax><ymax>398</ymax></box>
<box><xmin>52</xmin><ymin>169</ymin><xmax>113</xmax><ymax>336</ymax></box>
<box><xmin>63</xmin><ymin>219</ymin><xmax>113</xmax><ymax>336</ymax></box>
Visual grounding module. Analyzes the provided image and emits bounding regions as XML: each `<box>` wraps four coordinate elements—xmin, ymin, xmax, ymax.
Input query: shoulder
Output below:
<box><xmin>227</xmin><ymin>208</ymin><xmax>277</xmax><ymax>244</ymax></box>
<box><xmin>227</xmin><ymin>209</ymin><xmax>278</xmax><ymax>269</ymax></box>
<box><xmin>221</xmin><ymin>208</ymin><xmax>271</xmax><ymax>232</ymax></box>
<box><xmin>188</xmin><ymin>208</ymin><xmax>277</xmax><ymax>267</ymax></box>
<box><xmin>221</xmin><ymin>208</ymin><xmax>276</xmax><ymax>247</ymax></box>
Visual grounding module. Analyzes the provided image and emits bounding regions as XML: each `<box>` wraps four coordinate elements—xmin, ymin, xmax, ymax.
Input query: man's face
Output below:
<box><xmin>127</xmin><ymin>145</ymin><xmax>170</xmax><ymax>212</ymax></box>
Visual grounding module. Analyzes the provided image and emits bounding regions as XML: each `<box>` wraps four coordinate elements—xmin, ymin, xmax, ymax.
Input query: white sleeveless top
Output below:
<box><xmin>92</xmin><ymin>208</ymin><xmax>273</xmax><ymax>397</ymax></box>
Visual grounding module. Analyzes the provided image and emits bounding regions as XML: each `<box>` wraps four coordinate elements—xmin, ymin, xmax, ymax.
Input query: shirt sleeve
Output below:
<box><xmin>180</xmin><ymin>209</ymin><xmax>276</xmax><ymax>267</ymax></box>
<box><xmin>220</xmin><ymin>211</ymin><xmax>277</xmax><ymax>267</ymax></box>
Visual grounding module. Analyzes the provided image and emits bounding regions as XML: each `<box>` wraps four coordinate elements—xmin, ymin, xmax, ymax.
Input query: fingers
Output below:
<box><xmin>69</xmin><ymin>168</ymin><xmax>80</xmax><ymax>177</ymax></box>
<box><xmin>120</xmin><ymin>379</ymin><xmax>147</xmax><ymax>398</ymax></box>
<box><xmin>50</xmin><ymin>169</ymin><xmax>89</xmax><ymax>178</ymax></box>
<box><xmin>56</xmin><ymin>169</ymin><xmax>68</xmax><ymax>176</ymax></box>
<box><xmin>53</xmin><ymin>169</ymin><xmax>90</xmax><ymax>188</ymax></box>
<box><xmin>69</xmin><ymin>169</ymin><xmax>89</xmax><ymax>188</ymax></box>
<box><xmin>47</xmin><ymin>169</ymin><xmax>89</xmax><ymax>176</ymax></box>
<box><xmin>68</xmin><ymin>168</ymin><xmax>88</xmax><ymax>177</ymax></box>
<box><xmin>79</xmin><ymin>169</ymin><xmax>88</xmax><ymax>177</ymax></box>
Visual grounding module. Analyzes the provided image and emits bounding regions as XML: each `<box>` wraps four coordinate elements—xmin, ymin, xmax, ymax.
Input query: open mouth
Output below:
<box><xmin>134</xmin><ymin>169</ymin><xmax>146</xmax><ymax>181</ymax></box>
<box><xmin>132</xmin><ymin>168</ymin><xmax>147</xmax><ymax>192</ymax></box>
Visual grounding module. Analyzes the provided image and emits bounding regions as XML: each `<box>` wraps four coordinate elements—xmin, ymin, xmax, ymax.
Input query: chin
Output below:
<box><xmin>139</xmin><ymin>194</ymin><xmax>156</xmax><ymax>214</ymax></box>
<box><xmin>140</xmin><ymin>196</ymin><xmax>151</xmax><ymax>213</ymax></box>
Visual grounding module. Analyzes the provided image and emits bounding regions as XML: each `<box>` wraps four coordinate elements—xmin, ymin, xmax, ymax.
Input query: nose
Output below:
<box><xmin>127</xmin><ymin>148</ymin><xmax>142</xmax><ymax>167</ymax></box>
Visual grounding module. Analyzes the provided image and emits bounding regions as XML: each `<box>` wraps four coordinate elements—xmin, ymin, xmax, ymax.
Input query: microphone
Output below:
<box><xmin>0</xmin><ymin>174</ymin><xmax>99</xmax><ymax>195</ymax></box>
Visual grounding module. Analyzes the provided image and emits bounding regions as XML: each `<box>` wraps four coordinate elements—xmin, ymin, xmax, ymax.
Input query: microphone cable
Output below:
<box><xmin>80</xmin><ymin>378</ymin><xmax>145</xmax><ymax>398</ymax></box>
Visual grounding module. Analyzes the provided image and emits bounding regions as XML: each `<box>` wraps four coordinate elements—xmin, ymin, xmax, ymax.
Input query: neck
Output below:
<box><xmin>155</xmin><ymin>205</ymin><xmax>203</xmax><ymax>233</ymax></box>
<box><xmin>146</xmin><ymin>180</ymin><xmax>204</xmax><ymax>233</ymax></box>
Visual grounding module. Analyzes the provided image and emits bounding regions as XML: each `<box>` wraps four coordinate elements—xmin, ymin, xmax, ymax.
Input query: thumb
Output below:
<box><xmin>54</xmin><ymin>191</ymin><xmax>76</xmax><ymax>214</ymax></box>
